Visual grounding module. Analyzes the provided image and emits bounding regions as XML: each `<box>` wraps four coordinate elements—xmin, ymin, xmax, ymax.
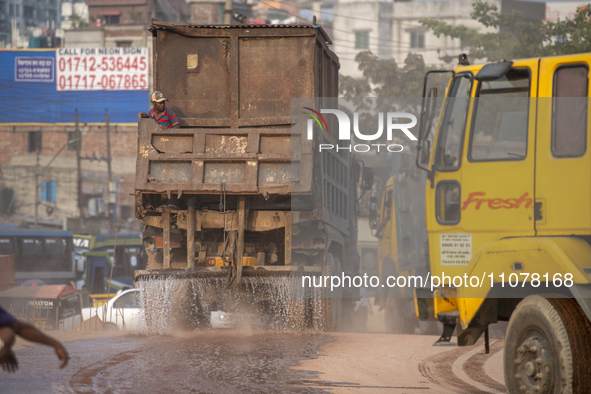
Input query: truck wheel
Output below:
<box><xmin>313</xmin><ymin>254</ymin><xmax>342</xmax><ymax>331</ymax></box>
<box><xmin>504</xmin><ymin>296</ymin><xmax>591</xmax><ymax>394</ymax></box>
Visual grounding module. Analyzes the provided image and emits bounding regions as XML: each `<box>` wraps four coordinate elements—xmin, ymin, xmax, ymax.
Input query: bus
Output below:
<box><xmin>73</xmin><ymin>234</ymin><xmax>147</xmax><ymax>293</ymax></box>
<box><xmin>0</xmin><ymin>228</ymin><xmax>76</xmax><ymax>285</ymax></box>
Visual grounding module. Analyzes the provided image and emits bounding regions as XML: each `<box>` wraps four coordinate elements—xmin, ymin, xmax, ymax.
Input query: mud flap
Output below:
<box><xmin>433</xmin><ymin>310</ymin><xmax>459</xmax><ymax>346</ymax></box>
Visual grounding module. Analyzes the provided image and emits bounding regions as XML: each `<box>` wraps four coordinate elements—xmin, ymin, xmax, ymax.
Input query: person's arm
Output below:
<box><xmin>169</xmin><ymin>110</ymin><xmax>180</xmax><ymax>129</ymax></box>
<box><xmin>11</xmin><ymin>321</ymin><xmax>68</xmax><ymax>368</ymax></box>
<box><xmin>0</xmin><ymin>327</ymin><xmax>18</xmax><ymax>372</ymax></box>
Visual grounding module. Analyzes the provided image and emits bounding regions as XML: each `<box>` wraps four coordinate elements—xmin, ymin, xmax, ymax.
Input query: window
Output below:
<box><xmin>28</xmin><ymin>131</ymin><xmax>42</xmax><ymax>152</ymax></box>
<box><xmin>44</xmin><ymin>238</ymin><xmax>67</xmax><ymax>258</ymax></box>
<box><xmin>104</xmin><ymin>15</ymin><xmax>120</xmax><ymax>25</ymax></box>
<box><xmin>19</xmin><ymin>237</ymin><xmax>71</xmax><ymax>272</ymax></box>
<box><xmin>552</xmin><ymin>65</ymin><xmax>588</xmax><ymax>157</ymax></box>
<box><xmin>21</xmin><ymin>238</ymin><xmax>43</xmax><ymax>256</ymax></box>
<box><xmin>122</xmin><ymin>291</ymin><xmax>140</xmax><ymax>308</ymax></box>
<box><xmin>355</xmin><ymin>31</ymin><xmax>369</xmax><ymax>50</ymax></box>
<box><xmin>436</xmin><ymin>74</ymin><xmax>473</xmax><ymax>170</ymax></box>
<box><xmin>469</xmin><ymin>69</ymin><xmax>530</xmax><ymax>161</ymax></box>
<box><xmin>436</xmin><ymin>181</ymin><xmax>461</xmax><ymax>224</ymax></box>
<box><xmin>42</xmin><ymin>181</ymin><xmax>56</xmax><ymax>202</ymax></box>
<box><xmin>112</xmin><ymin>247</ymin><xmax>145</xmax><ymax>279</ymax></box>
<box><xmin>0</xmin><ymin>238</ymin><xmax>13</xmax><ymax>255</ymax></box>
<box><xmin>410</xmin><ymin>31</ymin><xmax>425</xmax><ymax>49</ymax></box>
<box><xmin>24</xmin><ymin>5</ymin><xmax>34</xmax><ymax>19</ymax></box>
<box><xmin>116</xmin><ymin>41</ymin><xmax>132</xmax><ymax>47</ymax></box>
<box><xmin>9</xmin><ymin>4</ymin><xmax>13</xmax><ymax>16</ymax></box>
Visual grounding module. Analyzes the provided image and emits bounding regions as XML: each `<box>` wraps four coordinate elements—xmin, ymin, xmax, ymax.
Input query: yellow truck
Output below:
<box><xmin>370</xmin><ymin>154</ymin><xmax>439</xmax><ymax>334</ymax></box>
<box><xmin>414</xmin><ymin>53</ymin><xmax>591</xmax><ymax>392</ymax></box>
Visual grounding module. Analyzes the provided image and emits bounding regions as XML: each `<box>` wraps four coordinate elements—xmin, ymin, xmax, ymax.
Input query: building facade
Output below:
<box><xmin>0</xmin><ymin>124</ymin><xmax>140</xmax><ymax>232</ymax></box>
<box><xmin>0</xmin><ymin>0</ymin><xmax>64</xmax><ymax>48</ymax></box>
<box><xmin>332</xmin><ymin>0</ymin><xmax>546</xmax><ymax>78</ymax></box>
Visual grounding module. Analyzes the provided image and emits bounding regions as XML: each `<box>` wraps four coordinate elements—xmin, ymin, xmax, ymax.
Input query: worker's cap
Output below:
<box><xmin>151</xmin><ymin>91</ymin><xmax>168</xmax><ymax>103</ymax></box>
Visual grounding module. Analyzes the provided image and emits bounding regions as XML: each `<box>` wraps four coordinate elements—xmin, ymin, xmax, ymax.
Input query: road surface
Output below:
<box><xmin>1</xmin><ymin>330</ymin><xmax>505</xmax><ymax>393</ymax></box>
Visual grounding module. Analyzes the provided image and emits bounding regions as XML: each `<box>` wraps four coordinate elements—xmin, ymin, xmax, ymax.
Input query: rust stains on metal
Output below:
<box><xmin>152</xmin><ymin>134</ymin><xmax>194</xmax><ymax>154</ymax></box>
<box><xmin>204</xmin><ymin>135</ymin><xmax>247</xmax><ymax>155</ymax></box>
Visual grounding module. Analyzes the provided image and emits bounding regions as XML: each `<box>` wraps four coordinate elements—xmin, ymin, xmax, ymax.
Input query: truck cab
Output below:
<box><xmin>416</xmin><ymin>53</ymin><xmax>591</xmax><ymax>392</ymax></box>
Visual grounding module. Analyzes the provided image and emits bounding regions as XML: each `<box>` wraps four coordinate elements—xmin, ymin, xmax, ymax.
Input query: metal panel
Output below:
<box><xmin>149</xmin><ymin>161</ymin><xmax>192</xmax><ymax>183</ymax></box>
<box><xmin>204</xmin><ymin>135</ymin><xmax>247</xmax><ymax>154</ymax></box>
<box><xmin>258</xmin><ymin>163</ymin><xmax>294</xmax><ymax>184</ymax></box>
<box><xmin>152</xmin><ymin>134</ymin><xmax>194</xmax><ymax>154</ymax></box>
<box><xmin>260</xmin><ymin>136</ymin><xmax>292</xmax><ymax>156</ymax></box>
<box><xmin>136</xmin><ymin>23</ymin><xmax>340</xmax><ymax>199</ymax></box>
<box><xmin>203</xmin><ymin>162</ymin><xmax>245</xmax><ymax>184</ymax></box>
<box><xmin>239</xmin><ymin>37</ymin><xmax>315</xmax><ymax>119</ymax></box>
<box><xmin>155</xmin><ymin>34</ymin><xmax>231</xmax><ymax>120</ymax></box>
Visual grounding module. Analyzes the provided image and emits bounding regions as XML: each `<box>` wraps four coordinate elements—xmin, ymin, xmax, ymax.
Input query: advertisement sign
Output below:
<box><xmin>15</xmin><ymin>56</ymin><xmax>54</xmax><ymax>82</ymax></box>
<box><xmin>56</xmin><ymin>47</ymin><xmax>149</xmax><ymax>91</ymax></box>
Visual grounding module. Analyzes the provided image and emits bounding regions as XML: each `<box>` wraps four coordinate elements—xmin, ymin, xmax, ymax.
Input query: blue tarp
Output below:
<box><xmin>0</xmin><ymin>49</ymin><xmax>149</xmax><ymax>124</ymax></box>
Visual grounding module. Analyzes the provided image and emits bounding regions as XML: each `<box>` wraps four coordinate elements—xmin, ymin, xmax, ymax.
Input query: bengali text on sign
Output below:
<box><xmin>15</xmin><ymin>57</ymin><xmax>55</xmax><ymax>82</ymax></box>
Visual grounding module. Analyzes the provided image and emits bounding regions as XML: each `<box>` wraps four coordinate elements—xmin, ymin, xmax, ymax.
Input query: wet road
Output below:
<box><xmin>1</xmin><ymin>331</ymin><xmax>337</xmax><ymax>394</ymax></box>
<box><xmin>1</xmin><ymin>331</ymin><xmax>506</xmax><ymax>393</ymax></box>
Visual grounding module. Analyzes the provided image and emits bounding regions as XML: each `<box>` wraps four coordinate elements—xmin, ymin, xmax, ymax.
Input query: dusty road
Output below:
<box><xmin>1</xmin><ymin>330</ymin><xmax>505</xmax><ymax>393</ymax></box>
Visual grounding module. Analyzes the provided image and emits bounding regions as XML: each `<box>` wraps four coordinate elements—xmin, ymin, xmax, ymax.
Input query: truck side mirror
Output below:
<box><xmin>369</xmin><ymin>195</ymin><xmax>378</xmax><ymax>229</ymax></box>
<box><xmin>361</xmin><ymin>167</ymin><xmax>374</xmax><ymax>191</ymax></box>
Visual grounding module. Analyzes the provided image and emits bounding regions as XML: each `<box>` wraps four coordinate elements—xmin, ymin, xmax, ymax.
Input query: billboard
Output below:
<box><xmin>56</xmin><ymin>47</ymin><xmax>149</xmax><ymax>91</ymax></box>
<box><xmin>0</xmin><ymin>49</ymin><xmax>150</xmax><ymax>124</ymax></box>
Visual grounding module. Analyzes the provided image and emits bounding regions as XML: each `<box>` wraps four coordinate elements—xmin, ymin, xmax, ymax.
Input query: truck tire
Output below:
<box><xmin>504</xmin><ymin>296</ymin><xmax>591</xmax><ymax>394</ymax></box>
<box><xmin>313</xmin><ymin>253</ymin><xmax>342</xmax><ymax>331</ymax></box>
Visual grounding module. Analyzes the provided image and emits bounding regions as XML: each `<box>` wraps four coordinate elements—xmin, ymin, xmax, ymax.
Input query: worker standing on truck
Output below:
<box><xmin>0</xmin><ymin>305</ymin><xmax>69</xmax><ymax>372</ymax></box>
<box><xmin>139</xmin><ymin>91</ymin><xmax>180</xmax><ymax>131</ymax></box>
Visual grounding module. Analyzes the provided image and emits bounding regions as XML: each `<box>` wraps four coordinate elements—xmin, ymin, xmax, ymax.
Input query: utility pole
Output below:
<box><xmin>75</xmin><ymin>109</ymin><xmax>83</xmax><ymax>223</ymax></box>
<box><xmin>34</xmin><ymin>148</ymin><xmax>40</xmax><ymax>227</ymax></box>
<box><xmin>224</xmin><ymin>0</ymin><xmax>233</xmax><ymax>24</ymax></box>
<box><xmin>105</xmin><ymin>108</ymin><xmax>113</xmax><ymax>219</ymax></box>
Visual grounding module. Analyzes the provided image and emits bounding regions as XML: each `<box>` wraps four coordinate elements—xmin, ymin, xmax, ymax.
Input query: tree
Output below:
<box><xmin>420</xmin><ymin>1</ymin><xmax>591</xmax><ymax>62</ymax></box>
<box><xmin>339</xmin><ymin>52</ymin><xmax>426</xmax><ymax>98</ymax></box>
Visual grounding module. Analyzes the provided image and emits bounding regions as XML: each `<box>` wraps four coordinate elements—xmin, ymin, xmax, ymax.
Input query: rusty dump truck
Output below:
<box><xmin>134</xmin><ymin>22</ymin><xmax>372</xmax><ymax>330</ymax></box>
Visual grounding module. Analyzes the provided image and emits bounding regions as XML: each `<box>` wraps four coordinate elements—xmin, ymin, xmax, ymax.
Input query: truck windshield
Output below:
<box><xmin>436</xmin><ymin>74</ymin><xmax>472</xmax><ymax>170</ymax></box>
<box><xmin>469</xmin><ymin>68</ymin><xmax>530</xmax><ymax>161</ymax></box>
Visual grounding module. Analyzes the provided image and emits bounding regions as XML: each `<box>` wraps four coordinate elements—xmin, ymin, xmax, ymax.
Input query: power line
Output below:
<box><xmin>257</xmin><ymin>0</ymin><xmax>460</xmax><ymax>53</ymax></box>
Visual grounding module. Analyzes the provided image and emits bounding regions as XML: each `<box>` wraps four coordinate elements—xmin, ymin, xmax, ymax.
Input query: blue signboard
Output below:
<box><xmin>15</xmin><ymin>56</ymin><xmax>55</xmax><ymax>82</ymax></box>
<box><xmin>0</xmin><ymin>49</ymin><xmax>150</xmax><ymax>124</ymax></box>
